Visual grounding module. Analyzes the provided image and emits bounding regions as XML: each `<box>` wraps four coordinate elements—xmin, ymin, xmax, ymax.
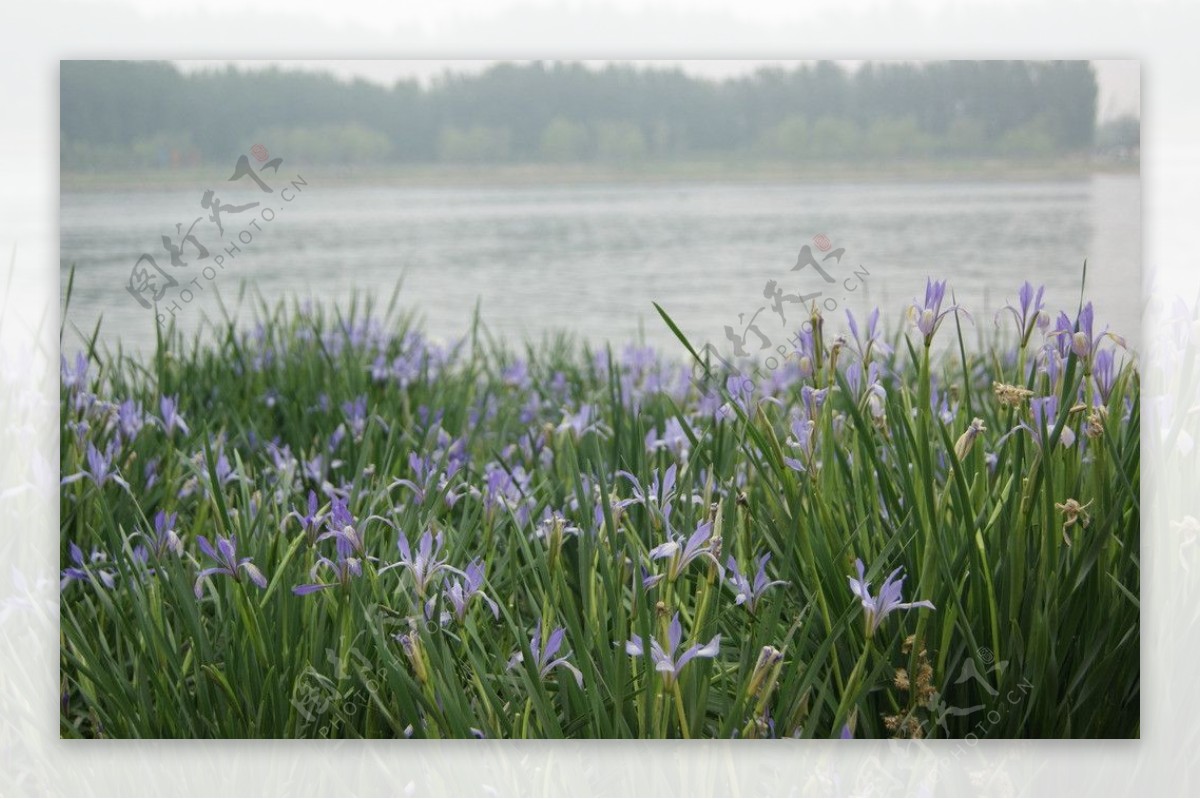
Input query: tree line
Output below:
<box><xmin>61</xmin><ymin>60</ymin><xmax>1107</xmax><ymax>169</ymax></box>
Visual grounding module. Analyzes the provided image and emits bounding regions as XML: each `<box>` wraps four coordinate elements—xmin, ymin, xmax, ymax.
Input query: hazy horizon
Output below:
<box><xmin>171</xmin><ymin>59</ymin><xmax>1140</xmax><ymax>122</ymax></box>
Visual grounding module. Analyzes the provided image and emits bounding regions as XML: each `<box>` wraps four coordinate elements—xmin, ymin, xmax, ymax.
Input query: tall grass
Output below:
<box><xmin>59</xmin><ymin>279</ymin><xmax>1138</xmax><ymax>738</ymax></box>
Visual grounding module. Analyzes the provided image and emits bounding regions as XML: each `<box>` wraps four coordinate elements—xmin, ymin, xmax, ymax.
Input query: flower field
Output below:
<box><xmin>59</xmin><ymin>279</ymin><xmax>1139</xmax><ymax>738</ymax></box>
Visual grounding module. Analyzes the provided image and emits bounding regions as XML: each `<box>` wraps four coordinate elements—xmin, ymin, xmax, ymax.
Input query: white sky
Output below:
<box><xmin>174</xmin><ymin>59</ymin><xmax>1140</xmax><ymax>122</ymax></box>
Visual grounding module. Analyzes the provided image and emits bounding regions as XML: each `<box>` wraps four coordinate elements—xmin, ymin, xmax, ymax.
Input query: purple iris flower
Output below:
<box><xmin>515</xmin><ymin>430</ymin><xmax>554</xmax><ymax>471</ymax></box>
<box><xmin>930</xmin><ymin>385</ymin><xmax>957</xmax><ymax>425</ymax></box>
<box><xmin>910</xmin><ymin>278</ymin><xmax>964</xmax><ymax>345</ymax></box>
<box><xmin>997</xmin><ymin>281</ymin><xmax>1048</xmax><ymax>344</ymax></box>
<box><xmin>1039</xmin><ymin>335</ymin><xmax>1066</xmax><ymax>387</ymax></box>
<box><xmin>143</xmin><ymin>456</ymin><xmax>160</xmax><ymax>490</ymax></box>
<box><xmin>1052</xmin><ymin>302</ymin><xmax>1127</xmax><ymax>373</ymax></box>
<box><xmin>129</xmin><ymin>545</ymin><xmax>156</xmax><ymax>580</ymax></box>
<box><xmin>845</xmin><ymin>307</ymin><xmax>892</xmax><ymax>361</ymax></box>
<box><xmin>645</xmin><ymin>417</ymin><xmax>691</xmax><ymax>458</ymax></box>
<box><xmin>214</xmin><ymin>452</ymin><xmax>236</xmax><ymax>485</ymax></box>
<box><xmin>60</xmin><ymin>543</ymin><xmax>116</xmax><ymax>591</ymax></box>
<box><xmin>648</xmin><ymin>520</ymin><xmax>720</xmax><ymax>583</ymax></box>
<box><xmin>65</xmin><ymin>418</ymin><xmax>90</xmax><ymax>447</ymax></box>
<box><xmin>508</xmin><ymin>622</ymin><xmax>584</xmax><ymax>688</ymax></box>
<box><xmin>556</xmin><ymin>404</ymin><xmax>605</xmax><ymax>437</ymax></box>
<box><xmin>502</xmin><ymin>360</ymin><xmax>531</xmax><ymax>389</ymax></box>
<box><xmin>1002</xmin><ymin>395</ymin><xmax>1077</xmax><ymax>450</ymax></box>
<box><xmin>483</xmin><ymin>465</ymin><xmax>517</xmax><ymax>514</ymax></box>
<box><xmin>473</xmin><ymin>463</ymin><xmax>532</xmax><ymax>527</ymax></box>
<box><xmin>615</xmin><ymin>463</ymin><xmax>677</xmax><ymax>513</ymax></box>
<box><xmin>434</xmin><ymin>559</ymin><xmax>499</xmax><ymax>622</ymax></box>
<box><xmin>284</xmin><ymin>489</ymin><xmax>326</xmax><ymax>544</ymax></box>
<box><xmin>847</xmin><ymin>558</ymin><xmax>935</xmax><ymax>636</ymax></box>
<box><xmin>193</xmin><ymin>534</ymin><xmax>267</xmax><ymax>598</ymax></box>
<box><xmin>534</xmin><ymin>509</ymin><xmax>582</xmax><ymax>541</ymax></box>
<box><xmin>759</xmin><ymin>364</ymin><xmax>800</xmax><ymax>401</ymax></box>
<box><xmin>341</xmin><ymin>395</ymin><xmax>369</xmax><ymax>440</ymax></box>
<box><xmin>390</xmin><ymin>452</ymin><xmax>434</xmax><ymax>504</ymax></box>
<box><xmin>1045</xmin><ymin>310</ymin><xmax>1073</xmax><ymax>363</ymax></box>
<box><xmin>783</xmin><ymin>415</ymin><xmax>816</xmax><ymax>474</ymax></box>
<box><xmin>369</xmin><ymin>353</ymin><xmax>391</xmax><ymax>382</ymax></box>
<box><xmin>62</xmin><ymin>441</ymin><xmax>130</xmax><ymax>490</ymax></box>
<box><xmin>315</xmin><ymin>497</ymin><xmax>367</xmax><ymax>558</ymax></box>
<box><xmin>157</xmin><ymin>395</ymin><xmax>190</xmax><ymax>436</ymax></box>
<box><xmin>292</xmin><ymin>547</ymin><xmax>363</xmax><ymax>595</ymax></box>
<box><xmin>390</xmin><ymin>451</ymin><xmax>464</xmax><ymax>508</ymax></box>
<box><xmin>801</xmin><ymin>385</ymin><xmax>829</xmax><ymax>416</ymax></box>
<box><xmin>718</xmin><ymin>373</ymin><xmax>756</xmax><ymax>420</ymax></box>
<box><xmin>437</xmin><ymin>431</ymin><xmax>470</xmax><ymax>472</ymax></box>
<box><xmin>116</xmin><ymin>399</ymin><xmax>144</xmax><ymax>440</ymax></box>
<box><xmin>302</xmin><ymin>453</ymin><xmax>329</xmax><ymax>484</ymax></box>
<box><xmin>415</xmin><ymin>405</ymin><xmax>441</xmax><ymax>430</ymax></box>
<box><xmin>726</xmin><ymin>554</ymin><xmax>788</xmax><ymax>612</ymax></box>
<box><xmin>621</xmin><ymin>343</ymin><xmax>659</xmax><ymax>375</ymax></box>
<box><xmin>518</xmin><ymin>391</ymin><xmax>545</xmax><ymax>425</ymax></box>
<box><xmin>1073</xmin><ymin>303</ymin><xmax>1098</xmax><ymax>360</ymax></box>
<box><xmin>864</xmin><ymin>363</ymin><xmax>888</xmax><ymax>421</ymax></box>
<box><xmin>846</xmin><ymin>361</ymin><xmax>887</xmax><ymax>417</ymax></box>
<box><xmin>180</xmin><ymin>446</ymin><xmax>239</xmax><ymax>499</ymax></box>
<box><xmin>790</xmin><ymin>327</ymin><xmax>818</xmax><ymax>380</ymax></box>
<box><xmin>1093</xmin><ymin>349</ymin><xmax>1118</xmax><ymax>404</ymax></box>
<box><xmin>624</xmin><ymin>612</ymin><xmax>721</xmax><ymax>687</ymax></box>
<box><xmin>373</xmin><ymin>349</ymin><xmax>423</xmax><ymax>389</ymax></box>
<box><xmin>913</xmin><ymin>278</ymin><xmax>947</xmax><ymax>336</ymax></box>
<box><xmin>143</xmin><ymin>510</ymin><xmax>183</xmax><ymax>558</ymax></box>
<box><xmin>61</xmin><ymin>352</ymin><xmax>89</xmax><ymax>393</ymax></box>
<box><xmin>380</xmin><ymin>529</ymin><xmax>461</xmax><ymax>599</ymax></box>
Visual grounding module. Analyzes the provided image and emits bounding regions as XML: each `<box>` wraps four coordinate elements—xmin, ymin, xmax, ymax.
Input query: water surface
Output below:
<box><xmin>60</xmin><ymin>174</ymin><xmax>1141</xmax><ymax>357</ymax></box>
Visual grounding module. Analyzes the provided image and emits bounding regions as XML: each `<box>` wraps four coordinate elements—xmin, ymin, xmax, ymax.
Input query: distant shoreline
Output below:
<box><xmin>61</xmin><ymin>156</ymin><xmax>1138</xmax><ymax>192</ymax></box>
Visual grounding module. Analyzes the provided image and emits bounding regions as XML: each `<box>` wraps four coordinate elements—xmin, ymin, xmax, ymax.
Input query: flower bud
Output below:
<box><xmin>919</xmin><ymin>309</ymin><xmax>936</xmax><ymax>337</ymax></box>
<box><xmin>954</xmin><ymin>418</ymin><xmax>987</xmax><ymax>461</ymax></box>
<box><xmin>1071</xmin><ymin>331</ymin><xmax>1090</xmax><ymax>360</ymax></box>
<box><xmin>546</xmin><ymin>513</ymin><xmax>564</xmax><ymax>572</ymax></box>
<box><xmin>746</xmin><ymin>645</ymin><xmax>784</xmax><ymax>699</ymax></box>
<box><xmin>397</xmin><ymin>630</ymin><xmax>429</xmax><ymax>685</ymax></box>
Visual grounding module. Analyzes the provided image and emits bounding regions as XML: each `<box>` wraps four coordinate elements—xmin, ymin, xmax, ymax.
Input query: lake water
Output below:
<box><xmin>60</xmin><ymin>174</ymin><xmax>1141</xmax><ymax>359</ymax></box>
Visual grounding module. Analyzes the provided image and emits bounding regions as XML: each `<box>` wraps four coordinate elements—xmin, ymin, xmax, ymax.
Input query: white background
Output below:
<box><xmin>2</xmin><ymin>1</ymin><xmax>1194</xmax><ymax>795</ymax></box>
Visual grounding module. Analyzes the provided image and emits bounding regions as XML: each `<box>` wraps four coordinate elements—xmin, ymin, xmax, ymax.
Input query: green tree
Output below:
<box><xmin>595</xmin><ymin>121</ymin><xmax>647</xmax><ymax>161</ymax></box>
<box><xmin>60</xmin><ymin>59</ymin><xmax>1103</xmax><ymax>168</ymax></box>
<box><xmin>996</xmin><ymin>113</ymin><xmax>1059</xmax><ymax>156</ymax></box>
<box><xmin>539</xmin><ymin>117</ymin><xmax>591</xmax><ymax>162</ymax></box>
<box><xmin>756</xmin><ymin>115</ymin><xmax>809</xmax><ymax>160</ymax></box>
<box><xmin>943</xmin><ymin>116</ymin><xmax>988</xmax><ymax>155</ymax></box>
<box><xmin>863</xmin><ymin>116</ymin><xmax>934</xmax><ymax>159</ymax></box>
<box><xmin>436</xmin><ymin>125</ymin><xmax>512</xmax><ymax>163</ymax></box>
<box><xmin>809</xmin><ymin>116</ymin><xmax>861</xmax><ymax>159</ymax></box>
<box><xmin>248</xmin><ymin>123</ymin><xmax>390</xmax><ymax>165</ymax></box>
